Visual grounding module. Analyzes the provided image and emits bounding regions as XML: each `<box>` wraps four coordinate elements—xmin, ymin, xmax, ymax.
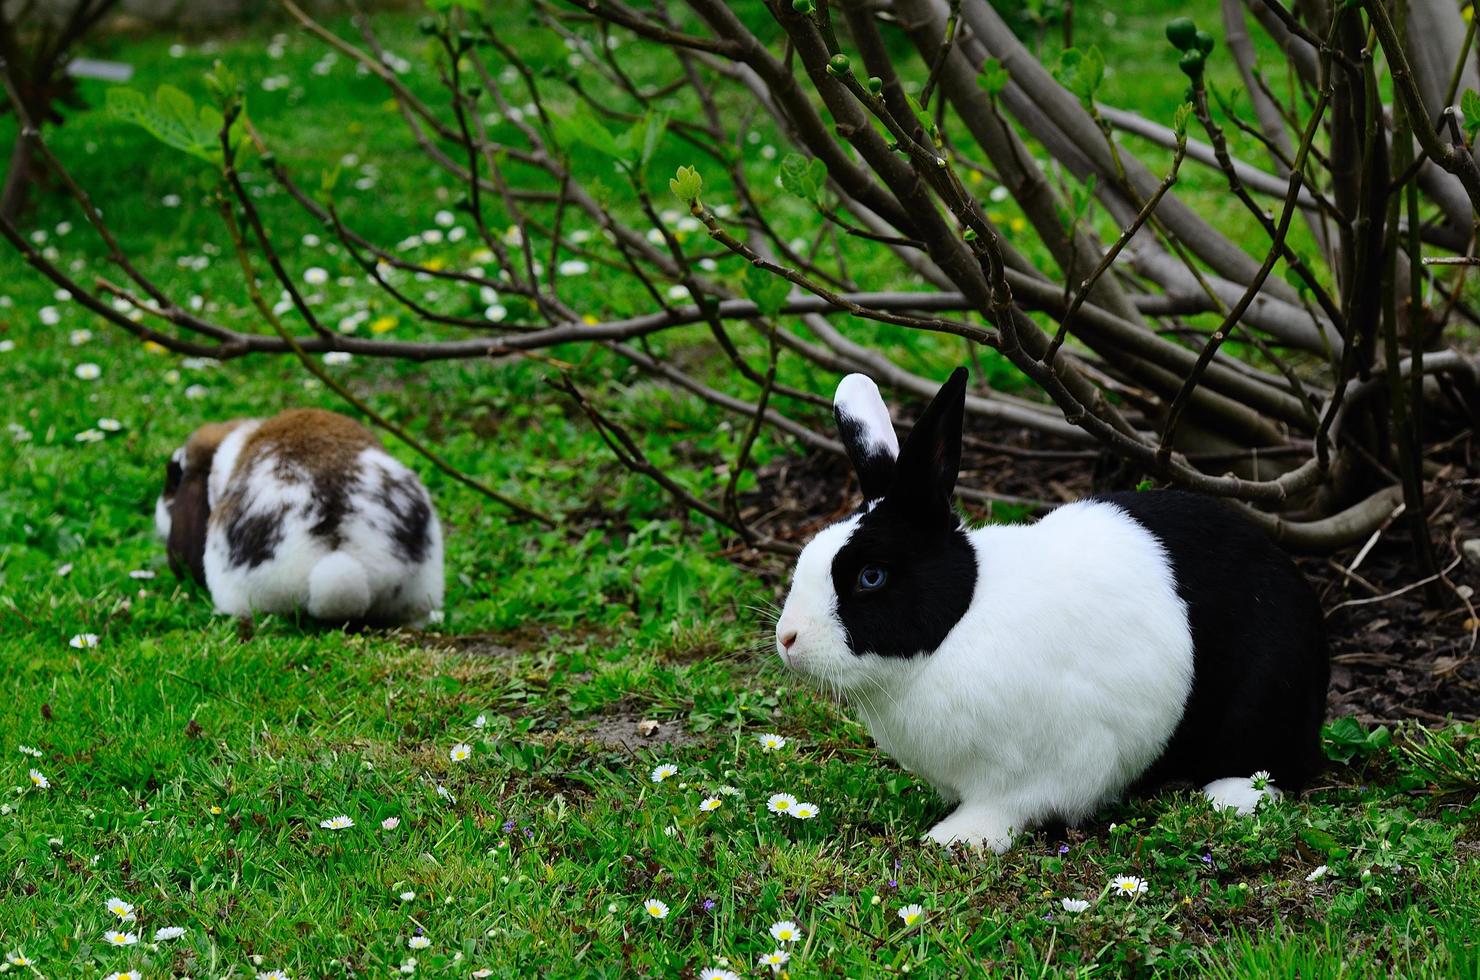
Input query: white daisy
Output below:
<box><xmin>435</xmin><ymin>784</ymin><xmax>452</xmax><ymax>800</ymax></box>
<box><xmin>184</xmin><ymin>384</ymin><xmax>208</xmax><ymax>399</ymax></box>
<box><xmin>766</xmin><ymin>792</ymin><xmax>797</xmax><ymax>815</ymax></box>
<box><xmin>1109</xmin><ymin>875</ymin><xmax>1148</xmax><ymax>897</ymax></box>
<box><xmin>382</xmin><ymin>816</ymin><xmax>401</xmax><ymax>830</ymax></box>
<box><xmin>303</xmin><ymin>267</ymin><xmax>329</xmax><ymax>285</ymax></box>
<box><xmin>758</xmin><ymin>949</ymin><xmax>790</xmax><ymax>968</ymax></box>
<box><xmin>643</xmin><ymin>898</ymin><xmax>669</xmax><ymax>919</ymax></box>
<box><xmin>6</xmin><ymin>952</ymin><xmax>33</xmax><ymax>966</ymax></box>
<box><xmin>323</xmin><ymin>351</ymin><xmax>353</xmax><ymax>366</ymax></box>
<box><xmin>74</xmin><ymin>362</ymin><xmax>101</xmax><ymax>380</ymax></box>
<box><xmin>400</xmin><ymin>890</ymin><xmax>415</xmax><ymax>901</ymax></box>
<box><xmin>257</xmin><ymin>971</ymin><xmax>291</xmax><ymax>980</ymax></box>
<box><xmin>897</xmin><ymin>903</ymin><xmax>926</xmax><ymax>927</ymax></box>
<box><xmin>69</xmin><ymin>328</ymin><xmax>92</xmax><ymax>345</ymax></box>
<box><xmin>716</xmin><ymin>785</ymin><xmax>742</xmax><ymax>797</ymax></box>
<box><xmin>105</xmin><ymin>897</ymin><xmax>135</xmax><ymax>920</ymax></box>
<box><xmin>1060</xmin><ymin>898</ymin><xmax>1090</xmax><ymax>913</ymax></box>
<box><xmin>40</xmin><ymin>306</ymin><xmax>61</xmax><ymax>326</ymax></box>
<box><xmin>128</xmin><ymin>570</ymin><xmax>155</xmax><ymax>580</ymax></box>
<box><xmin>473</xmin><ymin>714</ymin><xmax>488</xmax><ymax>729</ymax></box>
<box><xmin>769</xmin><ymin>920</ymin><xmax>801</xmax><ymax>943</ymax></box>
<box><xmin>101</xmin><ymin>931</ymin><xmax>138</xmax><ymax>946</ymax></box>
<box><xmin>154</xmin><ymin>925</ymin><xmax>186</xmax><ymax>940</ymax></box>
<box><xmin>700</xmin><ymin>970</ymin><xmax>740</xmax><ymax>980</ymax></box>
<box><xmin>18</xmin><ymin>745</ymin><xmax>41</xmax><ymax>758</ymax></box>
<box><xmin>449</xmin><ymin>743</ymin><xmax>472</xmax><ymax>763</ymax></box>
<box><xmin>484</xmin><ymin>304</ymin><xmax>507</xmax><ymax>322</ymax></box>
<box><xmin>319</xmin><ymin>815</ymin><xmax>354</xmax><ymax>830</ymax></box>
<box><xmin>98</xmin><ymin>418</ymin><xmax>122</xmax><ymax>432</ymax></box>
<box><xmin>758</xmin><ymin>733</ymin><xmax>787</xmax><ymax>751</ymax></box>
<box><xmin>104</xmin><ymin>973</ymin><xmax>140</xmax><ymax>980</ymax></box>
<box><xmin>558</xmin><ymin>259</ymin><xmax>590</xmax><ymax>276</ymax></box>
<box><xmin>75</xmin><ymin>429</ymin><xmax>105</xmax><ymax>443</ymax></box>
<box><xmin>408</xmin><ymin>935</ymin><xmax>431</xmax><ymax>949</ymax></box>
<box><xmin>1306</xmin><ymin>865</ymin><xmax>1329</xmax><ymax>882</ymax></box>
<box><xmin>650</xmin><ymin>764</ymin><xmax>678</xmax><ymax>783</ymax></box>
<box><xmin>1250</xmin><ymin>770</ymin><xmax>1273</xmax><ymax>790</ymax></box>
<box><xmin>790</xmin><ymin>802</ymin><xmax>818</xmax><ymax>820</ymax></box>
<box><xmin>69</xmin><ymin>633</ymin><xmax>99</xmax><ymax>649</ymax></box>
<box><xmin>434</xmin><ymin>210</ymin><xmax>456</xmax><ymax>227</ymax></box>
<box><xmin>28</xmin><ymin>769</ymin><xmax>48</xmax><ymax>789</ymax></box>
<box><xmin>699</xmin><ymin>797</ymin><xmax>722</xmax><ymax>813</ymax></box>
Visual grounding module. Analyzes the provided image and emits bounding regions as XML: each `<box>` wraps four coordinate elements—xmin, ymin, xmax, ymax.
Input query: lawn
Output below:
<box><xmin>1</xmin><ymin>2</ymin><xmax>1478</xmax><ymax>977</ymax></box>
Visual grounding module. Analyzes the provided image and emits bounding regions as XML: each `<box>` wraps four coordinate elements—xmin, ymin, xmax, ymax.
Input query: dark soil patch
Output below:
<box><xmin>580</xmin><ymin>710</ymin><xmax>697</xmax><ymax>751</ymax></box>
<box><xmin>1307</xmin><ymin>490</ymin><xmax>1480</xmax><ymax>725</ymax></box>
<box><xmin>408</xmin><ymin>622</ymin><xmax>619</xmax><ymax>658</ymax></box>
<box><xmin>742</xmin><ymin>423</ymin><xmax>1480</xmax><ymax>725</ymax></box>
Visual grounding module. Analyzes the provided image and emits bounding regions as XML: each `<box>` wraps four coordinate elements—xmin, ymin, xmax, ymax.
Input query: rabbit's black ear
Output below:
<box><xmin>167</xmin><ymin>467</ymin><xmax>210</xmax><ymax>588</ymax></box>
<box><xmin>887</xmin><ymin>367</ymin><xmax>967</xmax><ymax>526</ymax></box>
<box><xmin>833</xmin><ymin>373</ymin><xmax>899</xmax><ymax>501</ymax></box>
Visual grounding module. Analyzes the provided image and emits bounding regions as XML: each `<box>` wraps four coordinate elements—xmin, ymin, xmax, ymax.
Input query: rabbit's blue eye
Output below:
<box><xmin>857</xmin><ymin>565</ymin><xmax>887</xmax><ymax>592</ymax></box>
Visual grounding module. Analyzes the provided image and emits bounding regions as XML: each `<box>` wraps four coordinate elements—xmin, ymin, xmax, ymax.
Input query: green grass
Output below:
<box><xmin>1</xmin><ymin>2</ymin><xmax>1478</xmax><ymax>977</ymax></box>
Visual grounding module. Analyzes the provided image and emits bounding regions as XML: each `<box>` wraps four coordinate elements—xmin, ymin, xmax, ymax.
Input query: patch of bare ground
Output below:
<box><xmin>579</xmin><ymin>710</ymin><xmax>698</xmax><ymax>751</ymax></box>
<box><xmin>404</xmin><ymin>622</ymin><xmax>618</xmax><ymax>659</ymax></box>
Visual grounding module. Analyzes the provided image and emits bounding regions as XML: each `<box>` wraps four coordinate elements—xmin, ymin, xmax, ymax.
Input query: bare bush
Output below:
<box><xmin>4</xmin><ymin>0</ymin><xmax>1480</xmax><ymax>562</ymax></box>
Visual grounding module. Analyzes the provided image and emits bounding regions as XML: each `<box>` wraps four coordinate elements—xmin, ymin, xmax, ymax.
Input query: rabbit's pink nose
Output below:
<box><xmin>780</xmin><ymin>629</ymin><xmax>798</xmax><ymax>651</ymax></box>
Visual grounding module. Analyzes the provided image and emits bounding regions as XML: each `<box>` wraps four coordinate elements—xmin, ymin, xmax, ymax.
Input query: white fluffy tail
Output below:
<box><xmin>307</xmin><ymin>552</ymin><xmax>372</xmax><ymax>621</ymax></box>
<box><xmin>1204</xmin><ymin>776</ymin><xmax>1282</xmax><ymax>815</ymax></box>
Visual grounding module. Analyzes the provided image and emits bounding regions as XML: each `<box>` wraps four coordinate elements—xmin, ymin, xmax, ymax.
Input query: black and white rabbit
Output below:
<box><xmin>774</xmin><ymin>368</ymin><xmax>1329</xmax><ymax>851</ymax></box>
<box><xmin>155</xmin><ymin>408</ymin><xmax>444</xmax><ymax>626</ymax></box>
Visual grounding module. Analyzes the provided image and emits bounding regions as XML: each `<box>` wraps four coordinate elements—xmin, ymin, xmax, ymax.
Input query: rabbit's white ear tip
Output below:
<box><xmin>835</xmin><ymin>372</ymin><xmax>879</xmax><ymax>402</ymax></box>
<box><xmin>834</xmin><ymin>374</ymin><xmax>899</xmax><ymax>458</ymax></box>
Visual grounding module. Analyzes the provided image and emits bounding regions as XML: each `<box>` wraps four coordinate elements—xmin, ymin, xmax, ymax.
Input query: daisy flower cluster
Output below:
<box><xmin>641</xmin><ymin>733</ymin><xmax>841</xmax><ymax>971</ymax></box>
<box><xmin>1054</xmin><ymin>874</ymin><xmax>1154</xmax><ymax>914</ymax></box>
<box><xmin>82</xmin><ymin>893</ymin><xmax>189</xmax><ymax>971</ymax></box>
<box><xmin>649</xmin><ymin>733</ymin><xmax>819</xmax><ymax>826</ymax></box>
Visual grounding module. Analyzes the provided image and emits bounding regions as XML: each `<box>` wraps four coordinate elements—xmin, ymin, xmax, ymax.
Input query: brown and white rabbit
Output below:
<box><xmin>155</xmin><ymin>408</ymin><xmax>444</xmax><ymax>626</ymax></box>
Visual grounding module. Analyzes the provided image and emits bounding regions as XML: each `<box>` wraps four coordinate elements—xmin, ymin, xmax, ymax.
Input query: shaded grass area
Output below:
<box><xmin>0</xmin><ymin>2</ymin><xmax>1477</xmax><ymax>977</ymax></box>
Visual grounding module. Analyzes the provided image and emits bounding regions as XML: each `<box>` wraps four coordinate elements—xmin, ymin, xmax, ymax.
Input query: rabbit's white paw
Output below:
<box><xmin>925</xmin><ymin>806</ymin><xmax>1017</xmax><ymax>853</ymax></box>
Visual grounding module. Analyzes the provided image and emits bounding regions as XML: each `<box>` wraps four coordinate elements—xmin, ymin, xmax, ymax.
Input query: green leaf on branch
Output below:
<box><xmin>618</xmin><ymin>110</ymin><xmax>669</xmax><ymax>175</ymax></box>
<box><xmin>669</xmin><ymin>165</ymin><xmax>703</xmax><ymax>203</ymax></box>
<box><xmin>904</xmin><ymin>92</ymin><xmax>936</xmax><ymax>137</ymax></box>
<box><xmin>977</xmin><ymin>57</ymin><xmax>1009</xmax><ymax>97</ymax></box>
<box><xmin>549</xmin><ymin>105</ymin><xmax>623</xmax><ymax>162</ymax></box>
<box><xmin>1173</xmin><ymin>102</ymin><xmax>1194</xmax><ymax>139</ymax></box>
<box><xmin>105</xmin><ymin>83</ymin><xmax>245</xmax><ymax>164</ymax></box>
<box><xmin>1462</xmin><ymin>90</ymin><xmax>1480</xmax><ymax>141</ymax></box>
<box><xmin>1053</xmin><ymin>47</ymin><xmax>1104</xmax><ymax>110</ymax></box>
<box><xmin>778</xmin><ymin>153</ymin><xmax>828</xmax><ymax>206</ymax></box>
<box><xmin>202</xmin><ymin>60</ymin><xmax>240</xmax><ymax>104</ymax></box>
<box><xmin>743</xmin><ymin>264</ymin><xmax>790</xmax><ymax>316</ymax></box>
